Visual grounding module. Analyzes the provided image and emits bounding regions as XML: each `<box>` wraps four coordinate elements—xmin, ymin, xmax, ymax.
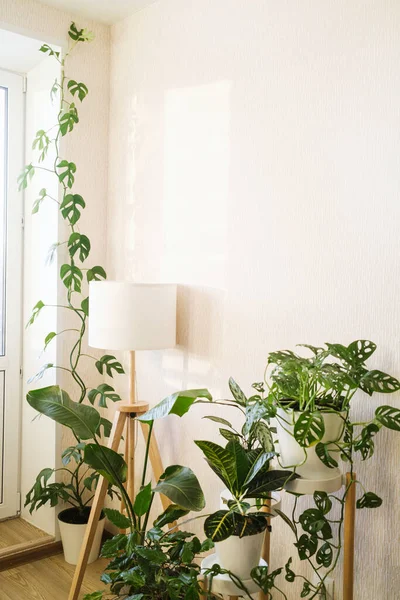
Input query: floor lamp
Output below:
<box><xmin>68</xmin><ymin>281</ymin><xmax>177</xmax><ymax>600</ymax></box>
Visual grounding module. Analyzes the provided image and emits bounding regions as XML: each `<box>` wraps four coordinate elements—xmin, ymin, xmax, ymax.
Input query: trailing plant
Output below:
<box><xmin>22</xmin><ymin>24</ymin><xmax>125</xmax><ymax>518</ymax></box>
<box><xmin>263</xmin><ymin>340</ymin><xmax>400</xmax><ymax>599</ymax></box>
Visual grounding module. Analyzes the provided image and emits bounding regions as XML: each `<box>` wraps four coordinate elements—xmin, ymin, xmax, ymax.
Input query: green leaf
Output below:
<box><xmin>251</xmin><ymin>421</ymin><xmax>275</xmax><ymax>452</ymax></box>
<box><xmin>60</xmin><ymin>263</ymin><xmax>83</xmax><ymax>292</ymax></box>
<box><xmin>285</xmin><ymin>557</ymin><xmax>295</xmax><ymax>582</ymax></box>
<box><xmin>219</xmin><ymin>428</ymin><xmax>241</xmax><ymax>443</ymax></box>
<box><xmin>60</xmin><ymin>194</ymin><xmax>85</xmax><ymax>224</ymax></box>
<box><xmin>100</xmin><ymin>533</ymin><xmax>128</xmax><ymax>557</ymax></box>
<box><xmin>325</xmin><ymin>343</ymin><xmax>350</xmax><ymax>362</ymax></box>
<box><xmin>59</xmin><ymin>104</ymin><xmax>79</xmax><ymax>136</ymax></box>
<box><xmin>316</xmin><ymin>542</ymin><xmax>333</xmax><ymax>567</ymax></box>
<box><xmin>194</xmin><ymin>440</ymin><xmax>237</xmax><ymax>492</ymax></box>
<box><xmin>57</xmin><ymin>160</ymin><xmax>77</xmax><ymax>188</ymax></box>
<box><xmin>153</xmin><ymin>504</ymin><xmax>190</xmax><ymax>528</ymax></box>
<box><xmin>267</xmin><ymin>349</ymin><xmax>297</xmax><ymax>365</ymax></box>
<box><xmin>375</xmin><ymin>405</ymin><xmax>400</xmax><ymax>430</ymax></box>
<box><xmin>68</xmin><ymin>22</ymin><xmax>94</xmax><ymax>42</ymax></box>
<box><xmin>153</xmin><ymin>465</ymin><xmax>205</xmax><ymax>511</ymax></box>
<box><xmin>205</xmin><ymin>510</ymin><xmax>268</xmax><ymax>542</ymax></box>
<box><xmin>84</xmin><ymin>444</ymin><xmax>127</xmax><ymax>486</ymax></box>
<box><xmin>135</xmin><ymin>547</ymin><xmax>166</xmax><ymax>564</ymax></box>
<box><xmin>68</xmin><ymin>233</ymin><xmax>91</xmax><ymax>262</ymax></box>
<box><xmin>138</xmin><ymin>389</ymin><xmax>212</xmax><ymax>423</ymax></box>
<box><xmin>103</xmin><ymin>508</ymin><xmax>131</xmax><ymax>530</ymax></box>
<box><xmin>62</xmin><ymin>443</ymin><xmax>85</xmax><ymax>466</ymax></box>
<box><xmin>315</xmin><ymin>442</ymin><xmax>339</xmax><ymax>469</ymax></box>
<box><xmin>88</xmin><ymin>384</ymin><xmax>121</xmax><ymax>408</ymax></box>
<box><xmin>294</xmin><ymin>411</ymin><xmax>325</xmax><ymax>447</ymax></box>
<box><xmin>67</xmin><ymin>80</ymin><xmax>89</xmax><ymax>101</ymax></box>
<box><xmin>44</xmin><ymin>331</ymin><xmax>56</xmax><ymax>351</ymax></box>
<box><xmin>27</xmin><ymin>386</ymin><xmax>101</xmax><ymax>439</ymax></box>
<box><xmin>244</xmin><ymin>451</ymin><xmax>275</xmax><ymax>486</ymax></box>
<box><xmin>32</xmin><ymin>188</ymin><xmax>47</xmax><ymax>214</ymax></box>
<box><xmin>32</xmin><ymin>130</ymin><xmax>51</xmax><ymax>162</ymax></box>
<box><xmin>299</xmin><ymin>509</ymin><xmax>332</xmax><ymax>539</ymax></box>
<box><xmin>26</xmin><ymin>300</ymin><xmax>45</xmax><ymax>327</ymax></box>
<box><xmin>356</xmin><ymin>491</ymin><xmax>382</xmax><ymax>509</ymax></box>
<box><xmin>39</xmin><ymin>44</ymin><xmax>60</xmax><ymax>58</ymax></box>
<box><xmin>354</xmin><ymin>423</ymin><xmax>381</xmax><ymax>460</ymax></box>
<box><xmin>83</xmin><ymin>593</ymin><xmax>104</xmax><ymax>600</ymax></box>
<box><xmin>251</xmin><ymin>566</ymin><xmax>283</xmax><ymax>594</ymax></box>
<box><xmin>18</xmin><ymin>164</ymin><xmax>35</xmax><ymax>190</ymax></box>
<box><xmin>226</xmin><ymin>439</ymin><xmax>249</xmax><ymax>491</ymax></box>
<box><xmin>228</xmin><ymin>377</ymin><xmax>247</xmax><ymax>406</ymax></box>
<box><xmin>81</xmin><ymin>297</ymin><xmax>89</xmax><ymax>316</ymax></box>
<box><xmin>360</xmin><ymin>371</ymin><xmax>400</xmax><ymax>395</ymax></box>
<box><xmin>294</xmin><ymin>533</ymin><xmax>318</xmax><ymax>560</ymax></box>
<box><xmin>244</xmin><ymin>470</ymin><xmax>297</xmax><ymax>498</ymax></box>
<box><xmin>301</xmin><ymin>582</ymin><xmax>312</xmax><ymax>598</ymax></box>
<box><xmin>202</xmin><ymin>415</ymin><xmax>232</xmax><ymax>428</ymax></box>
<box><xmin>313</xmin><ymin>491</ymin><xmax>332</xmax><ymax>515</ymax></box>
<box><xmin>87</xmin><ymin>265</ymin><xmax>107</xmax><ymax>282</ymax></box>
<box><xmin>95</xmin><ymin>355</ymin><xmax>125</xmax><ymax>378</ymax></box>
<box><xmin>133</xmin><ymin>483</ymin><xmax>152</xmax><ymax>517</ymax></box>
<box><xmin>347</xmin><ymin>340</ymin><xmax>377</xmax><ymax>364</ymax></box>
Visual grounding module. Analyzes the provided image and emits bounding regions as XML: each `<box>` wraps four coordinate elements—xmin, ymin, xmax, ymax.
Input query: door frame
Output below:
<box><xmin>0</xmin><ymin>69</ymin><xmax>24</xmax><ymax>520</ymax></box>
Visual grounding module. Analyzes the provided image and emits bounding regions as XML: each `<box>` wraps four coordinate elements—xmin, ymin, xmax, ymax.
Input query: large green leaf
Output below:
<box><xmin>133</xmin><ymin>483</ymin><xmax>152</xmax><ymax>517</ymax></box>
<box><xmin>194</xmin><ymin>440</ymin><xmax>237</xmax><ymax>492</ymax></box>
<box><xmin>138</xmin><ymin>389</ymin><xmax>212</xmax><ymax>423</ymax></box>
<box><xmin>84</xmin><ymin>444</ymin><xmax>127</xmax><ymax>486</ymax></box>
<box><xmin>315</xmin><ymin>442</ymin><xmax>338</xmax><ymax>469</ymax></box>
<box><xmin>244</xmin><ymin>452</ymin><xmax>275</xmax><ymax>486</ymax></box>
<box><xmin>60</xmin><ymin>263</ymin><xmax>83</xmax><ymax>293</ymax></box>
<box><xmin>88</xmin><ymin>384</ymin><xmax>121</xmax><ymax>408</ymax></box>
<box><xmin>245</xmin><ymin>470</ymin><xmax>297</xmax><ymax>498</ymax></box>
<box><xmin>68</xmin><ymin>232</ymin><xmax>91</xmax><ymax>262</ymax></box>
<box><xmin>204</xmin><ymin>510</ymin><xmax>268</xmax><ymax>542</ymax></box>
<box><xmin>361</xmin><ymin>371</ymin><xmax>400</xmax><ymax>395</ymax></box>
<box><xmin>60</xmin><ymin>193</ymin><xmax>85</xmax><ymax>224</ymax></box>
<box><xmin>294</xmin><ymin>533</ymin><xmax>318</xmax><ymax>560</ymax></box>
<box><xmin>346</xmin><ymin>340</ymin><xmax>377</xmax><ymax>364</ymax></box>
<box><xmin>153</xmin><ymin>504</ymin><xmax>190</xmax><ymax>528</ymax></box>
<box><xmin>226</xmin><ymin>439</ymin><xmax>249</xmax><ymax>492</ymax></box>
<box><xmin>27</xmin><ymin>386</ymin><xmax>100</xmax><ymax>440</ymax></box>
<box><xmin>153</xmin><ymin>465</ymin><xmax>205</xmax><ymax>512</ymax></box>
<box><xmin>95</xmin><ymin>355</ymin><xmax>125</xmax><ymax>378</ymax></box>
<box><xmin>294</xmin><ymin>411</ymin><xmax>325</xmax><ymax>447</ymax></box>
<box><xmin>103</xmin><ymin>508</ymin><xmax>131</xmax><ymax>530</ymax></box>
<box><xmin>356</xmin><ymin>491</ymin><xmax>382</xmax><ymax>509</ymax></box>
<box><xmin>299</xmin><ymin>509</ymin><xmax>332</xmax><ymax>539</ymax></box>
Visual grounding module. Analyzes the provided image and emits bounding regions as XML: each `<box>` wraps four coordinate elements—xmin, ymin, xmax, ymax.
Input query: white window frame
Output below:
<box><xmin>0</xmin><ymin>69</ymin><xmax>24</xmax><ymax>520</ymax></box>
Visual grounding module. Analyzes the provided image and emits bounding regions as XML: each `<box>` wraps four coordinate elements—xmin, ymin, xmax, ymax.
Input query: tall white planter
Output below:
<box><xmin>215</xmin><ymin>531</ymin><xmax>265</xmax><ymax>579</ymax></box>
<box><xmin>276</xmin><ymin>408</ymin><xmax>346</xmax><ymax>484</ymax></box>
<box><xmin>58</xmin><ymin>508</ymin><xmax>105</xmax><ymax>565</ymax></box>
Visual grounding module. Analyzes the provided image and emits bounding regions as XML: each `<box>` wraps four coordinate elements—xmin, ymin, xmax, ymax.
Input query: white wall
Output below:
<box><xmin>1</xmin><ymin>0</ymin><xmax>111</xmax><ymax>534</ymax></box>
<box><xmin>108</xmin><ymin>1</ymin><xmax>400</xmax><ymax>597</ymax></box>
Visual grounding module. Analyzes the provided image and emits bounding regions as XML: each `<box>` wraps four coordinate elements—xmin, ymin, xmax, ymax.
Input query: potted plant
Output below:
<box><xmin>21</xmin><ymin>24</ymin><xmax>125</xmax><ymax>563</ymax></box>
<box><xmin>265</xmin><ymin>340</ymin><xmax>400</xmax><ymax>487</ymax></box>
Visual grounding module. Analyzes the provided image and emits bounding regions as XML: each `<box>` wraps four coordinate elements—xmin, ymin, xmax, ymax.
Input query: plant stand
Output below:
<box><xmin>200</xmin><ymin>554</ymin><xmax>268</xmax><ymax>599</ymax></box>
<box><xmin>68</xmin><ymin>399</ymin><xmax>169</xmax><ymax>600</ymax></box>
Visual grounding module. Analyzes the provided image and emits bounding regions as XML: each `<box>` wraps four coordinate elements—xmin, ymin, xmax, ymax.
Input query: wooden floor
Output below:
<box><xmin>0</xmin><ymin>553</ymin><xmax>108</xmax><ymax>599</ymax></box>
<box><xmin>0</xmin><ymin>517</ymin><xmax>51</xmax><ymax>550</ymax></box>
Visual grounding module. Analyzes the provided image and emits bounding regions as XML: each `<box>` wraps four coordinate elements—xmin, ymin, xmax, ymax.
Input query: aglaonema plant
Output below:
<box><xmin>262</xmin><ymin>340</ymin><xmax>400</xmax><ymax>599</ymax></box>
<box><xmin>22</xmin><ymin>24</ymin><xmax>126</xmax><ymax>520</ymax></box>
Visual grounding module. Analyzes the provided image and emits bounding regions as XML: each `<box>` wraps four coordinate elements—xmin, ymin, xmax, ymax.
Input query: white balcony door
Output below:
<box><xmin>0</xmin><ymin>70</ymin><xmax>24</xmax><ymax>520</ymax></box>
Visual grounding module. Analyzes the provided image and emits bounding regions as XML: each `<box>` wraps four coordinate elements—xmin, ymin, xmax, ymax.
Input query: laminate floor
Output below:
<box><xmin>0</xmin><ymin>554</ymin><xmax>108</xmax><ymax>599</ymax></box>
<box><xmin>0</xmin><ymin>518</ymin><xmax>50</xmax><ymax>550</ymax></box>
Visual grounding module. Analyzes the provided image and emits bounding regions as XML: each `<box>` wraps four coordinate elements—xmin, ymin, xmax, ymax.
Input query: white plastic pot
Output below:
<box><xmin>276</xmin><ymin>408</ymin><xmax>346</xmax><ymax>480</ymax></box>
<box><xmin>58</xmin><ymin>507</ymin><xmax>105</xmax><ymax>565</ymax></box>
<box><xmin>214</xmin><ymin>530</ymin><xmax>265</xmax><ymax>579</ymax></box>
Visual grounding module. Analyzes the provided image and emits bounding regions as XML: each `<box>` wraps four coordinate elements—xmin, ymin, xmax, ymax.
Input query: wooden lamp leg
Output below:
<box><xmin>68</xmin><ymin>409</ymin><xmax>127</xmax><ymax>600</ymax></box>
<box><xmin>343</xmin><ymin>472</ymin><xmax>356</xmax><ymax>600</ymax></box>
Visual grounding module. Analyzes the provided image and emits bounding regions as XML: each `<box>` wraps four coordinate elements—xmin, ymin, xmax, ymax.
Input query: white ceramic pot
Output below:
<box><xmin>58</xmin><ymin>507</ymin><xmax>105</xmax><ymax>565</ymax></box>
<box><xmin>276</xmin><ymin>408</ymin><xmax>346</xmax><ymax>480</ymax></box>
<box><xmin>214</xmin><ymin>530</ymin><xmax>265</xmax><ymax>580</ymax></box>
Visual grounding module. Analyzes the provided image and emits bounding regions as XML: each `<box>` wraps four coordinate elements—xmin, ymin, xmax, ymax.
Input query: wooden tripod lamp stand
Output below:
<box><xmin>68</xmin><ymin>281</ymin><xmax>177</xmax><ymax>600</ymax></box>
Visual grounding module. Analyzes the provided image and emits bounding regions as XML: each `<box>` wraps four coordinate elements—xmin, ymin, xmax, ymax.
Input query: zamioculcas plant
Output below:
<box><xmin>21</xmin><ymin>24</ymin><xmax>126</xmax><ymax>560</ymax></box>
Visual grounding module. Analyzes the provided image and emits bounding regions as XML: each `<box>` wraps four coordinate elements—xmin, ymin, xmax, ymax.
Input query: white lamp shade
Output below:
<box><xmin>89</xmin><ymin>282</ymin><xmax>177</xmax><ymax>351</ymax></box>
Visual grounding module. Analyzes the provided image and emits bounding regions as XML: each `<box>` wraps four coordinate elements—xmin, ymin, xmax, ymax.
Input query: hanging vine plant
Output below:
<box><xmin>22</xmin><ymin>23</ymin><xmax>124</xmax><ymax>522</ymax></box>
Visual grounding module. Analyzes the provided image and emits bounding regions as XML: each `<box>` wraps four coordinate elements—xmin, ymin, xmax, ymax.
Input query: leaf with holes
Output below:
<box><xmin>356</xmin><ymin>492</ymin><xmax>382</xmax><ymax>509</ymax></box>
<box><xmin>32</xmin><ymin>188</ymin><xmax>47</xmax><ymax>214</ymax></box>
<box><xmin>97</xmin><ymin>417</ymin><xmax>112</xmax><ymax>438</ymax></box>
<box><xmin>68</xmin><ymin>233</ymin><xmax>91</xmax><ymax>262</ymax></box>
<box><xmin>57</xmin><ymin>160</ymin><xmax>76</xmax><ymax>188</ymax></box>
<box><xmin>251</xmin><ymin>566</ymin><xmax>283</xmax><ymax>594</ymax></box>
<box><xmin>360</xmin><ymin>371</ymin><xmax>400</xmax><ymax>395</ymax></box>
<box><xmin>67</xmin><ymin>80</ymin><xmax>89</xmax><ymax>101</ymax></box>
<box><xmin>294</xmin><ymin>411</ymin><xmax>325</xmax><ymax>447</ymax></box>
<box><xmin>39</xmin><ymin>44</ymin><xmax>60</xmax><ymax>58</ymax></box>
<box><xmin>354</xmin><ymin>423</ymin><xmax>381</xmax><ymax>460</ymax></box>
<box><xmin>95</xmin><ymin>355</ymin><xmax>125</xmax><ymax>378</ymax></box>
<box><xmin>375</xmin><ymin>406</ymin><xmax>400</xmax><ymax>431</ymax></box>
<box><xmin>294</xmin><ymin>533</ymin><xmax>319</xmax><ymax>560</ymax></box>
<box><xmin>228</xmin><ymin>377</ymin><xmax>247</xmax><ymax>406</ymax></box>
<box><xmin>60</xmin><ymin>264</ymin><xmax>83</xmax><ymax>293</ymax></box>
<box><xmin>87</xmin><ymin>265</ymin><xmax>107</xmax><ymax>282</ymax></box>
<box><xmin>315</xmin><ymin>442</ymin><xmax>339</xmax><ymax>469</ymax></box>
<box><xmin>325</xmin><ymin>342</ymin><xmax>351</xmax><ymax>362</ymax></box>
<box><xmin>103</xmin><ymin>508</ymin><xmax>131</xmax><ymax>530</ymax></box>
<box><xmin>347</xmin><ymin>340</ymin><xmax>377</xmax><ymax>364</ymax></box>
<box><xmin>26</xmin><ymin>300</ymin><xmax>45</xmax><ymax>328</ymax></box>
<box><xmin>267</xmin><ymin>349</ymin><xmax>297</xmax><ymax>365</ymax></box>
<box><xmin>59</xmin><ymin>104</ymin><xmax>79</xmax><ymax>136</ymax></box>
<box><xmin>313</xmin><ymin>491</ymin><xmax>332</xmax><ymax>515</ymax></box>
<box><xmin>88</xmin><ymin>384</ymin><xmax>121</xmax><ymax>408</ymax></box>
<box><xmin>284</xmin><ymin>557</ymin><xmax>295</xmax><ymax>582</ymax></box>
<box><xmin>316</xmin><ymin>542</ymin><xmax>333</xmax><ymax>567</ymax></box>
<box><xmin>32</xmin><ymin>130</ymin><xmax>51</xmax><ymax>162</ymax></box>
<box><xmin>301</xmin><ymin>582</ymin><xmax>312</xmax><ymax>598</ymax></box>
<box><xmin>18</xmin><ymin>164</ymin><xmax>35</xmax><ymax>190</ymax></box>
<box><xmin>60</xmin><ymin>194</ymin><xmax>85</xmax><ymax>225</ymax></box>
<box><xmin>62</xmin><ymin>443</ymin><xmax>85</xmax><ymax>466</ymax></box>
<box><xmin>299</xmin><ymin>509</ymin><xmax>332</xmax><ymax>539</ymax></box>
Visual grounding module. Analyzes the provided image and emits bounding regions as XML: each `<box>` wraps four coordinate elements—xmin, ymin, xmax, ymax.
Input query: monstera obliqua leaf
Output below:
<box><xmin>138</xmin><ymin>389</ymin><xmax>212</xmax><ymax>423</ymax></box>
<box><xmin>153</xmin><ymin>465</ymin><xmax>205</xmax><ymax>512</ymax></box>
<box><xmin>84</xmin><ymin>444</ymin><xmax>127</xmax><ymax>486</ymax></box>
<box><xmin>27</xmin><ymin>386</ymin><xmax>101</xmax><ymax>439</ymax></box>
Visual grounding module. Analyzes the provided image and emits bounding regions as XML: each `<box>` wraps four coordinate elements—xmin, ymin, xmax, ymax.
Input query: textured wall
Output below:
<box><xmin>108</xmin><ymin>1</ymin><xmax>400</xmax><ymax>597</ymax></box>
<box><xmin>0</xmin><ymin>0</ymin><xmax>111</xmax><ymax>533</ymax></box>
